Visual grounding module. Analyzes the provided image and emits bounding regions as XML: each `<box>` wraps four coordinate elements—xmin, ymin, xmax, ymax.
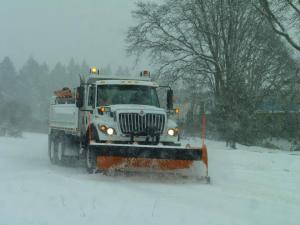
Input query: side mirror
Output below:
<box><xmin>167</xmin><ymin>89</ymin><xmax>173</xmax><ymax>110</ymax></box>
<box><xmin>76</xmin><ymin>86</ymin><xmax>84</xmax><ymax>108</ymax></box>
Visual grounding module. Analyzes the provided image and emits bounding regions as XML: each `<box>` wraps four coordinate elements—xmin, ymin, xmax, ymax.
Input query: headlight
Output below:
<box><xmin>107</xmin><ymin>127</ymin><xmax>114</xmax><ymax>136</ymax></box>
<box><xmin>99</xmin><ymin>125</ymin><xmax>115</xmax><ymax>135</ymax></box>
<box><xmin>168</xmin><ymin>129</ymin><xmax>175</xmax><ymax>136</ymax></box>
<box><xmin>167</xmin><ymin>128</ymin><xmax>179</xmax><ymax>136</ymax></box>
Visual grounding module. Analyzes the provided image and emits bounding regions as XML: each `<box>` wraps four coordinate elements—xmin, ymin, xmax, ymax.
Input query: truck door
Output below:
<box><xmin>87</xmin><ymin>85</ymin><xmax>96</xmax><ymax>111</ymax></box>
<box><xmin>82</xmin><ymin>85</ymin><xmax>96</xmax><ymax>132</ymax></box>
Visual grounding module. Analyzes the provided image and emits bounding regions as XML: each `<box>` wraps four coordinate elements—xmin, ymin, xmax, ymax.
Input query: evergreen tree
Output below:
<box><xmin>102</xmin><ymin>64</ymin><xmax>112</xmax><ymax>75</ymax></box>
<box><xmin>0</xmin><ymin>57</ymin><xmax>17</xmax><ymax>97</ymax></box>
<box><xmin>123</xmin><ymin>66</ymin><xmax>130</xmax><ymax>75</ymax></box>
<box><xmin>49</xmin><ymin>62</ymin><xmax>68</xmax><ymax>90</ymax></box>
<box><xmin>67</xmin><ymin>58</ymin><xmax>81</xmax><ymax>87</ymax></box>
<box><xmin>80</xmin><ymin>60</ymin><xmax>89</xmax><ymax>76</ymax></box>
<box><xmin>115</xmin><ymin>66</ymin><xmax>130</xmax><ymax>76</ymax></box>
<box><xmin>19</xmin><ymin>57</ymin><xmax>49</xmax><ymax>122</ymax></box>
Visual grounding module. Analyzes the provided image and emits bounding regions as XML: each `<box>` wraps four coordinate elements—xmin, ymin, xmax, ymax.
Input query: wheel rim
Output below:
<box><xmin>50</xmin><ymin>141</ymin><xmax>55</xmax><ymax>160</ymax></box>
<box><xmin>57</xmin><ymin>142</ymin><xmax>63</xmax><ymax>161</ymax></box>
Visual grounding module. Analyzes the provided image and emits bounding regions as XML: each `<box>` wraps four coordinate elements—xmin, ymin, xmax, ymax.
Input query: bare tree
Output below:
<box><xmin>127</xmin><ymin>0</ymin><xmax>297</xmax><ymax>146</ymax></box>
<box><xmin>257</xmin><ymin>0</ymin><xmax>300</xmax><ymax>51</ymax></box>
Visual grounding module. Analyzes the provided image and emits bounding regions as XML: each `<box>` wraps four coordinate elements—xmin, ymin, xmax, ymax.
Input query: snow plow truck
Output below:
<box><xmin>48</xmin><ymin>68</ymin><xmax>209</xmax><ymax>181</ymax></box>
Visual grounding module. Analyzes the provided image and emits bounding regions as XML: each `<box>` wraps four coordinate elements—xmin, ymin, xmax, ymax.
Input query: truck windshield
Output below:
<box><xmin>97</xmin><ymin>85</ymin><xmax>160</xmax><ymax>107</ymax></box>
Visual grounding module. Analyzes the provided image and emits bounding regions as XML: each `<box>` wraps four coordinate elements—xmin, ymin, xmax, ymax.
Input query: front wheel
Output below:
<box><xmin>86</xmin><ymin>147</ymin><xmax>97</xmax><ymax>174</ymax></box>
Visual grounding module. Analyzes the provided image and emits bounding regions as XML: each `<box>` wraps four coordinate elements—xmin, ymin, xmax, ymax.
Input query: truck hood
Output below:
<box><xmin>109</xmin><ymin>104</ymin><xmax>165</xmax><ymax>114</ymax></box>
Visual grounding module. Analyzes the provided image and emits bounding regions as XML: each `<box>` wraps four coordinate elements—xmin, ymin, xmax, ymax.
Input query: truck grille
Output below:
<box><xmin>119</xmin><ymin>113</ymin><xmax>165</xmax><ymax>135</ymax></box>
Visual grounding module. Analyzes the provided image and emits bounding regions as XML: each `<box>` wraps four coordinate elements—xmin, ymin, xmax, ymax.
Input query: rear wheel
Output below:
<box><xmin>48</xmin><ymin>136</ymin><xmax>58</xmax><ymax>164</ymax></box>
<box><xmin>57</xmin><ymin>137</ymin><xmax>66</xmax><ymax>165</ymax></box>
<box><xmin>86</xmin><ymin>147</ymin><xmax>97</xmax><ymax>174</ymax></box>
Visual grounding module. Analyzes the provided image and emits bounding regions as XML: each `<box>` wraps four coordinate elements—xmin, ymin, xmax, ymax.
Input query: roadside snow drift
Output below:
<box><xmin>0</xmin><ymin>133</ymin><xmax>299</xmax><ymax>225</ymax></box>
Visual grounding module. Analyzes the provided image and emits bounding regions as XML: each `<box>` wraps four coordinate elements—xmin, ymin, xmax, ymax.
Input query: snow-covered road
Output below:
<box><xmin>0</xmin><ymin>133</ymin><xmax>299</xmax><ymax>225</ymax></box>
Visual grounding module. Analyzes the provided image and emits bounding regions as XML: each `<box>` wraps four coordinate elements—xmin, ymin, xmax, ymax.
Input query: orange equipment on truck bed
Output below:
<box><xmin>54</xmin><ymin>87</ymin><xmax>73</xmax><ymax>98</ymax></box>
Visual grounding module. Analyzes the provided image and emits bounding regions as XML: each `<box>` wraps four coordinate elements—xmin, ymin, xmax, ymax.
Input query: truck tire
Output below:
<box><xmin>57</xmin><ymin>137</ymin><xmax>66</xmax><ymax>165</ymax></box>
<box><xmin>86</xmin><ymin>147</ymin><xmax>97</xmax><ymax>174</ymax></box>
<box><xmin>49</xmin><ymin>136</ymin><xmax>58</xmax><ymax>164</ymax></box>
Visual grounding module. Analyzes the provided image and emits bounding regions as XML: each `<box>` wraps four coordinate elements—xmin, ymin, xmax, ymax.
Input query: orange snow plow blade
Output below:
<box><xmin>97</xmin><ymin>157</ymin><xmax>193</xmax><ymax>170</ymax></box>
<box><xmin>89</xmin><ymin>143</ymin><xmax>204</xmax><ymax>170</ymax></box>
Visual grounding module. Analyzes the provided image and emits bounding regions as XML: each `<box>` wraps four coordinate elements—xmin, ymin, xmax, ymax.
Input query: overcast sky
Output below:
<box><xmin>0</xmin><ymin>0</ymin><xmax>149</xmax><ymax>72</ymax></box>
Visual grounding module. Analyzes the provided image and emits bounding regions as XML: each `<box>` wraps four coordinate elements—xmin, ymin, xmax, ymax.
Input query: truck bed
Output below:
<box><xmin>49</xmin><ymin>103</ymin><xmax>79</xmax><ymax>131</ymax></box>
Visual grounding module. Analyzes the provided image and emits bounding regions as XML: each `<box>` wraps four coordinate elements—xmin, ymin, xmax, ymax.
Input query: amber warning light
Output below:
<box><xmin>90</xmin><ymin>67</ymin><xmax>100</xmax><ymax>74</ymax></box>
<box><xmin>140</xmin><ymin>70</ymin><xmax>150</xmax><ymax>77</ymax></box>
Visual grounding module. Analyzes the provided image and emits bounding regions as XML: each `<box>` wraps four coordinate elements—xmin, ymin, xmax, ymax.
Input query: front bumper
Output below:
<box><xmin>98</xmin><ymin>131</ymin><xmax>179</xmax><ymax>143</ymax></box>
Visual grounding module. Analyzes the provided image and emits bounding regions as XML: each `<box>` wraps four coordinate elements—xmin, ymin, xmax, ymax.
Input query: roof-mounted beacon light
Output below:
<box><xmin>140</xmin><ymin>70</ymin><xmax>150</xmax><ymax>77</ymax></box>
<box><xmin>90</xmin><ymin>67</ymin><xmax>100</xmax><ymax>74</ymax></box>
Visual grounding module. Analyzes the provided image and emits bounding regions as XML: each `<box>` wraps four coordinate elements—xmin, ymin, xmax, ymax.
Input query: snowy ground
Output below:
<box><xmin>0</xmin><ymin>133</ymin><xmax>299</xmax><ymax>225</ymax></box>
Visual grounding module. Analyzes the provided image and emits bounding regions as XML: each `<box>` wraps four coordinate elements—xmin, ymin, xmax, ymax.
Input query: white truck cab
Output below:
<box><xmin>76</xmin><ymin>72</ymin><xmax>179</xmax><ymax>146</ymax></box>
